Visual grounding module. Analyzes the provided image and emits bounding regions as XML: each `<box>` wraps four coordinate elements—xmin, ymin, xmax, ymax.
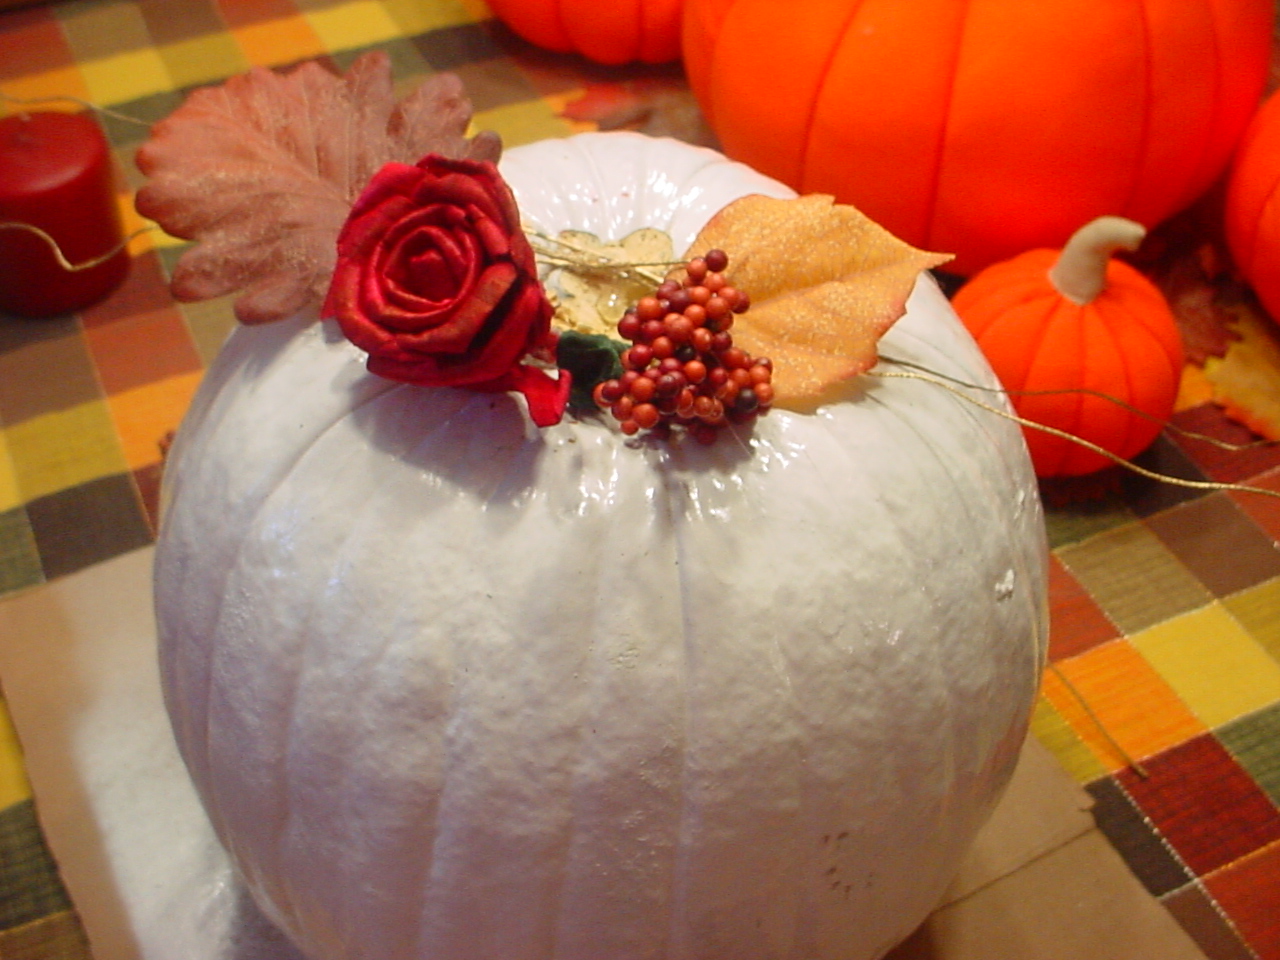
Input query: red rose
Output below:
<box><xmin>323</xmin><ymin>154</ymin><xmax>568</xmax><ymax>426</ymax></box>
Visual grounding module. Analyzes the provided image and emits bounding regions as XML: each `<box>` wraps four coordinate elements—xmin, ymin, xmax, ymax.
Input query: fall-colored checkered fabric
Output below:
<box><xmin>2</xmin><ymin>2</ymin><xmax>1280</xmax><ymax>958</ymax></box>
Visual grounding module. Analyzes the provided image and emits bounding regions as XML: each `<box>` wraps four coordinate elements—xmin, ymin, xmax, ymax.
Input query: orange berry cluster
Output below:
<box><xmin>591</xmin><ymin>249</ymin><xmax>774</xmax><ymax>445</ymax></box>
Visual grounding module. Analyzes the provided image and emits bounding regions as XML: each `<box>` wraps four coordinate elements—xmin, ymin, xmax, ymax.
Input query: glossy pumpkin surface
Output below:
<box><xmin>683</xmin><ymin>0</ymin><xmax>1273</xmax><ymax>275</ymax></box>
<box><xmin>487</xmin><ymin>0</ymin><xmax>682</xmax><ymax>63</ymax></box>
<box><xmin>1227</xmin><ymin>90</ymin><xmax>1280</xmax><ymax>324</ymax></box>
<box><xmin>155</xmin><ymin>133</ymin><xmax>1047</xmax><ymax>960</ymax></box>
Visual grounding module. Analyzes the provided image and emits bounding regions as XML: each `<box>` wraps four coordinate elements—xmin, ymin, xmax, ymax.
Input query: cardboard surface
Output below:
<box><xmin>0</xmin><ymin>547</ymin><xmax>1205</xmax><ymax>960</ymax></box>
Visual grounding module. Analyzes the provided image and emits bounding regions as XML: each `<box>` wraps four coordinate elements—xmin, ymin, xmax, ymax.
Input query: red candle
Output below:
<box><xmin>0</xmin><ymin>111</ymin><xmax>129</xmax><ymax>318</ymax></box>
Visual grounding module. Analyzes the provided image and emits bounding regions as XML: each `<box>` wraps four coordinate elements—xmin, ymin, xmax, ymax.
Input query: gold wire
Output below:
<box><xmin>0</xmin><ymin>222</ymin><xmax>155</xmax><ymax>272</ymax></box>
<box><xmin>1047</xmin><ymin>662</ymin><xmax>1150</xmax><ymax>778</ymax></box>
<box><xmin>870</xmin><ymin>365</ymin><xmax>1280</xmax><ymax>500</ymax></box>
<box><xmin>525</xmin><ymin>226</ymin><xmax>679</xmax><ymax>286</ymax></box>
<box><xmin>1</xmin><ymin>91</ymin><xmax>152</xmax><ymax>126</ymax></box>
<box><xmin>881</xmin><ymin>353</ymin><xmax>1275</xmax><ymax>454</ymax></box>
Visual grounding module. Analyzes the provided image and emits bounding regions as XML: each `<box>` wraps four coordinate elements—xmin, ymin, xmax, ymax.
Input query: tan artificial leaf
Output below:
<box><xmin>1203</xmin><ymin>303</ymin><xmax>1280</xmax><ymax>440</ymax></box>
<box><xmin>684</xmin><ymin>194</ymin><xmax>952</xmax><ymax>409</ymax></box>
<box><xmin>135</xmin><ymin>51</ymin><xmax>495</xmax><ymax>325</ymax></box>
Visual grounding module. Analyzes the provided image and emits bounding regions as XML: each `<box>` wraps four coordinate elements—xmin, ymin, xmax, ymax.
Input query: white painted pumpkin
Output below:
<box><xmin>155</xmin><ymin>132</ymin><xmax>1048</xmax><ymax>960</ymax></box>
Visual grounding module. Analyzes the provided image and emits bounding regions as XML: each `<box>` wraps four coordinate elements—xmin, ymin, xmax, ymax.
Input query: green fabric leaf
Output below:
<box><xmin>556</xmin><ymin>330</ymin><xmax>626</xmax><ymax>413</ymax></box>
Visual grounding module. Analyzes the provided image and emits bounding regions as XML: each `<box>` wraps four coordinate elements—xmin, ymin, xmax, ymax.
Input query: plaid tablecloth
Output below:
<box><xmin>1</xmin><ymin>2</ymin><xmax>1279</xmax><ymax>958</ymax></box>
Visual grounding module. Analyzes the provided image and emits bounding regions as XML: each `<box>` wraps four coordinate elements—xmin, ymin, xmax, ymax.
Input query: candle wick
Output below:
<box><xmin>0</xmin><ymin>222</ymin><xmax>154</xmax><ymax>272</ymax></box>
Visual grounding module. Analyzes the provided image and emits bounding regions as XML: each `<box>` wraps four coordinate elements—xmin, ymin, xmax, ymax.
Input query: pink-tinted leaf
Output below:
<box><xmin>135</xmin><ymin>51</ymin><xmax>497</xmax><ymax>325</ymax></box>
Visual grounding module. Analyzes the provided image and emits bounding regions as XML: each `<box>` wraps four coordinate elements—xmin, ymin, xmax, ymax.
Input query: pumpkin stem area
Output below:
<box><xmin>1048</xmin><ymin>216</ymin><xmax>1147</xmax><ymax>305</ymax></box>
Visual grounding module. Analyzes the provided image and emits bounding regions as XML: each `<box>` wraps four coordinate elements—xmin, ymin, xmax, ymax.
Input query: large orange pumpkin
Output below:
<box><xmin>952</xmin><ymin>217</ymin><xmax>1185</xmax><ymax>477</ymax></box>
<box><xmin>1226</xmin><ymin>89</ymin><xmax>1280</xmax><ymax>324</ymax></box>
<box><xmin>683</xmin><ymin>0</ymin><xmax>1273</xmax><ymax>275</ymax></box>
<box><xmin>487</xmin><ymin>0</ymin><xmax>682</xmax><ymax>64</ymax></box>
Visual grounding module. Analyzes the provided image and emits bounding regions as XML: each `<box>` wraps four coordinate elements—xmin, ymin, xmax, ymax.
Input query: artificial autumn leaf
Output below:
<box><xmin>685</xmin><ymin>194</ymin><xmax>951</xmax><ymax>408</ymax></box>
<box><xmin>135</xmin><ymin>51</ymin><xmax>500</xmax><ymax>325</ymax></box>
<box><xmin>1202</xmin><ymin>302</ymin><xmax>1280</xmax><ymax>440</ymax></box>
<box><xmin>1149</xmin><ymin>243</ymin><xmax>1241</xmax><ymax>365</ymax></box>
<box><xmin>559</xmin><ymin>78</ymin><xmax>716</xmax><ymax>146</ymax></box>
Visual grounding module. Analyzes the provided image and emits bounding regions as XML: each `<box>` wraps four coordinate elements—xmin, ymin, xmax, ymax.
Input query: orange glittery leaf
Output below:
<box><xmin>135</xmin><ymin>51</ymin><xmax>499</xmax><ymax>325</ymax></box>
<box><xmin>685</xmin><ymin>194</ymin><xmax>951</xmax><ymax>409</ymax></box>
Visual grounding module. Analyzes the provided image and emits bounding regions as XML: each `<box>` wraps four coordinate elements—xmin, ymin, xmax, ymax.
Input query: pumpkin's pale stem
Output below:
<box><xmin>1048</xmin><ymin>216</ymin><xmax>1146</xmax><ymax>305</ymax></box>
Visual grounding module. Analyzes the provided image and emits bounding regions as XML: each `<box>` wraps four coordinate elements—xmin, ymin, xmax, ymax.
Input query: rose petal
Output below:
<box><xmin>390</xmin><ymin>262</ymin><xmax>519</xmax><ymax>354</ymax></box>
<box><xmin>501</xmin><ymin>365</ymin><xmax>572</xmax><ymax>427</ymax></box>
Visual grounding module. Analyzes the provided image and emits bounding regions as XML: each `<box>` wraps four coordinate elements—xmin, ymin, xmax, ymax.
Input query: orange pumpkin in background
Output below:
<box><xmin>486</xmin><ymin>0</ymin><xmax>682</xmax><ymax>63</ymax></box>
<box><xmin>952</xmin><ymin>217</ymin><xmax>1185</xmax><ymax>477</ymax></box>
<box><xmin>1226</xmin><ymin>90</ymin><xmax>1280</xmax><ymax>324</ymax></box>
<box><xmin>683</xmin><ymin>0</ymin><xmax>1273</xmax><ymax>276</ymax></box>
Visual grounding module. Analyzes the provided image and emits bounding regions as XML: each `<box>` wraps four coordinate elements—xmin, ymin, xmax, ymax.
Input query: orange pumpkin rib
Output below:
<box><xmin>682</xmin><ymin>0</ymin><xmax>741</xmax><ymax>123</ymax></box>
<box><xmin>1228</xmin><ymin>92</ymin><xmax>1280</xmax><ymax>280</ymax></box>
<box><xmin>805</xmin><ymin>0</ymin><xmax>966</xmax><ymax>251</ymax></box>
<box><xmin>1115</xmin><ymin>0</ymin><xmax>1156</xmax><ymax>219</ymax></box>
<box><xmin>708</xmin><ymin>1</ymin><xmax>848</xmax><ymax>190</ymax></box>
<box><xmin>972</xmin><ymin>286</ymin><xmax>1063</xmax><ymax>397</ymax></box>
<box><xmin>1196</xmin><ymin>0</ymin><xmax>1274</xmax><ymax>201</ymax></box>
<box><xmin>935</xmin><ymin>0</ymin><xmax>1147</xmax><ymax>272</ymax></box>
<box><xmin>1119</xmin><ymin>0</ymin><xmax>1204</xmax><ymax>223</ymax></box>
<box><xmin>560</xmin><ymin>0</ymin><xmax>636</xmax><ymax>64</ymax></box>
<box><xmin>1137</xmin><ymin>0</ymin><xmax>1272</xmax><ymax>222</ymax></box>
<box><xmin>1106</xmin><ymin>297</ymin><xmax>1179</xmax><ymax>458</ymax></box>
<box><xmin>953</xmin><ymin>250</ymin><xmax>1058</xmax><ymax>340</ymax></box>
<box><xmin>1246</xmin><ymin>186</ymin><xmax>1280</xmax><ymax>321</ymax></box>
<box><xmin>486</xmin><ymin>0</ymin><xmax>573</xmax><ymax>52</ymax></box>
<box><xmin>1019</xmin><ymin>297</ymin><xmax>1089</xmax><ymax>475</ymax></box>
<box><xmin>638</xmin><ymin>0</ymin><xmax>682</xmax><ymax>63</ymax></box>
<box><xmin>795</xmin><ymin>0</ymin><xmax>867</xmax><ymax>187</ymax></box>
<box><xmin>1104</xmin><ymin>264</ymin><xmax>1186</xmax><ymax>378</ymax></box>
<box><xmin>1081</xmin><ymin>300</ymin><xmax>1146</xmax><ymax>470</ymax></box>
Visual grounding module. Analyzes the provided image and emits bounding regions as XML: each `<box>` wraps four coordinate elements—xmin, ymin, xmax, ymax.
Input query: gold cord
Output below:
<box><xmin>0</xmin><ymin>222</ymin><xmax>155</xmax><ymax>272</ymax></box>
<box><xmin>1</xmin><ymin>91</ymin><xmax>152</xmax><ymax>126</ymax></box>
<box><xmin>881</xmin><ymin>354</ymin><xmax>1274</xmax><ymax>454</ymax></box>
<box><xmin>870</xmin><ymin>363</ymin><xmax>1280</xmax><ymax>500</ymax></box>
<box><xmin>525</xmin><ymin>226</ymin><xmax>679</xmax><ymax>286</ymax></box>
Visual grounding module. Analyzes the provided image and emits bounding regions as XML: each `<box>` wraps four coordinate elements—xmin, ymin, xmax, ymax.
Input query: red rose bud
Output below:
<box><xmin>323</xmin><ymin>154</ymin><xmax>567</xmax><ymax>426</ymax></box>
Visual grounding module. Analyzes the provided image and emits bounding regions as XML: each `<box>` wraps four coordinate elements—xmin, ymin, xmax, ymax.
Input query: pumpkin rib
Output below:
<box><xmin>919</xmin><ymin>0</ymin><xmax>970</xmax><ymax>254</ymax></box>
<box><xmin>885</xmin><ymin>316</ymin><xmax>1050</xmax><ymax>672</ymax></box>
<box><xmin>294</xmin><ymin>393</ymin><xmax>551</xmax><ymax>951</ymax></box>
<box><xmin>1238</xmin><ymin>141</ymin><xmax>1280</xmax><ymax>279</ymax></box>
<box><xmin>1118</xmin><ymin>271</ymin><xmax>1185</xmax><ymax>377</ymax></box>
<box><xmin>697</xmin><ymin>0</ymin><xmax>750</xmax><ymax>133</ymax></box>
<box><xmin>968</xmin><ymin>288</ymin><xmax>1057</xmax><ymax>393</ymax></box>
<box><xmin>970</xmin><ymin>290</ymin><xmax>1053</xmax><ymax>378</ymax></box>
<box><xmin>1114</xmin><ymin>303</ymin><xmax>1159</xmax><ymax>463</ymax></box>
<box><xmin>661</xmin><ymin>469</ymin><xmax>706</xmax><ymax>957</ymax></box>
<box><xmin>1018</xmin><ymin>297</ymin><xmax>1086</xmax><ymax>475</ymax></box>
<box><xmin>795</xmin><ymin>0</ymin><xmax>867</xmax><ymax>194</ymax></box>
<box><xmin>1185</xmin><ymin>0</ymin><xmax>1225</xmax><ymax>208</ymax></box>
<box><xmin>185</xmin><ymin>329</ymin><xmax>406</xmax><ymax>840</ymax></box>
<box><xmin>864</xmin><ymin>370</ymin><xmax>1044</xmax><ymax>722</ymax></box>
<box><xmin>1247</xmin><ymin>183</ymin><xmax>1280</xmax><ymax>303</ymax></box>
<box><xmin>208</xmin><ymin>377</ymin><xmax>441</xmax><ymax>939</ymax></box>
<box><xmin>1075</xmin><ymin>296</ymin><xmax>1136</xmax><ymax>471</ymax></box>
<box><xmin>1118</xmin><ymin>0</ymin><xmax>1157</xmax><ymax>218</ymax></box>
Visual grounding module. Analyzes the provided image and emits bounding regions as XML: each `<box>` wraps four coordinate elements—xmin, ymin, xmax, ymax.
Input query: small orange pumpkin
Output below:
<box><xmin>952</xmin><ymin>217</ymin><xmax>1185</xmax><ymax>477</ymax></box>
<box><xmin>1226</xmin><ymin>90</ymin><xmax>1280</xmax><ymax>324</ymax></box>
<box><xmin>683</xmin><ymin>0</ymin><xmax>1273</xmax><ymax>275</ymax></box>
<box><xmin>487</xmin><ymin>0</ymin><xmax>682</xmax><ymax>64</ymax></box>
